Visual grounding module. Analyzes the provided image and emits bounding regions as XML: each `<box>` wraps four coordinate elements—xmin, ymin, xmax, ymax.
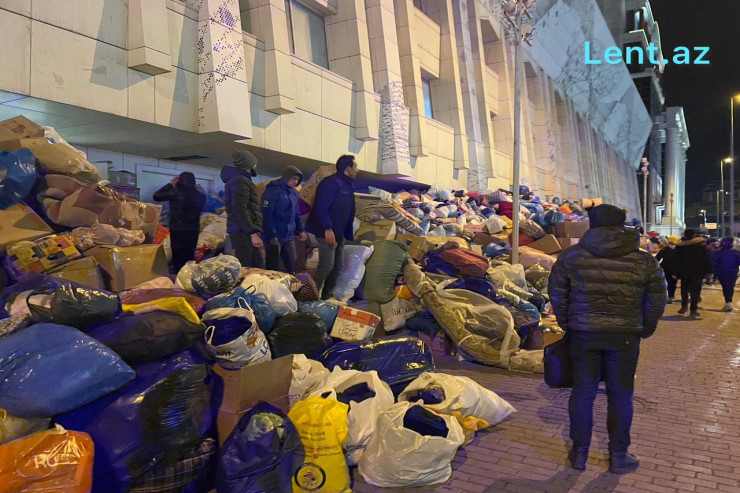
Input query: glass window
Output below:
<box><xmin>286</xmin><ymin>0</ymin><xmax>328</xmax><ymax>69</ymax></box>
<box><xmin>422</xmin><ymin>77</ymin><xmax>434</xmax><ymax>119</ymax></box>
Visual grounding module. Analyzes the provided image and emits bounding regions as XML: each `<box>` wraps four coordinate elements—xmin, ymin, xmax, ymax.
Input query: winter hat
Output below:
<box><xmin>588</xmin><ymin>204</ymin><xmax>627</xmax><ymax>228</ymax></box>
<box><xmin>683</xmin><ymin>229</ymin><xmax>696</xmax><ymax>240</ymax></box>
<box><xmin>281</xmin><ymin>165</ymin><xmax>304</xmax><ymax>184</ymax></box>
<box><xmin>667</xmin><ymin>236</ymin><xmax>679</xmax><ymax>245</ymax></box>
<box><xmin>232</xmin><ymin>149</ymin><xmax>258</xmax><ymax>176</ymax></box>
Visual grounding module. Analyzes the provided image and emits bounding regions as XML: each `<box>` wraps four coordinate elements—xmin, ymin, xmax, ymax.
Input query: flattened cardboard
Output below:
<box><xmin>527</xmin><ymin>234</ymin><xmax>562</xmax><ymax>255</ymax></box>
<box><xmin>557</xmin><ymin>237</ymin><xmax>580</xmax><ymax>249</ymax></box>
<box><xmin>551</xmin><ymin>221</ymin><xmax>590</xmax><ymax>238</ymax></box>
<box><xmin>47</xmin><ymin>256</ymin><xmax>105</xmax><ymax>290</ymax></box>
<box><xmin>0</xmin><ymin>116</ymin><xmax>44</xmax><ymax>141</ymax></box>
<box><xmin>85</xmin><ymin>244</ymin><xmax>168</xmax><ymax>292</ymax></box>
<box><xmin>355</xmin><ymin>220</ymin><xmax>396</xmax><ymax>241</ymax></box>
<box><xmin>0</xmin><ymin>204</ymin><xmax>53</xmax><ymax>254</ymax></box>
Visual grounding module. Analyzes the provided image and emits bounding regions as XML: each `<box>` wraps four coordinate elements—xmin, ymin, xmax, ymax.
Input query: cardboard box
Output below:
<box><xmin>471</xmin><ymin>244</ymin><xmax>483</xmax><ymax>256</ymax></box>
<box><xmin>354</xmin><ymin>192</ymin><xmax>382</xmax><ymax>210</ymax></box>
<box><xmin>551</xmin><ymin>221</ymin><xmax>590</xmax><ymax>238</ymax></box>
<box><xmin>473</xmin><ymin>232</ymin><xmax>507</xmax><ymax>246</ymax></box>
<box><xmin>213</xmin><ymin>356</ymin><xmax>294</xmax><ymax>444</ymax></box>
<box><xmin>424</xmin><ymin>236</ymin><xmax>469</xmax><ymax>250</ymax></box>
<box><xmin>355</xmin><ymin>220</ymin><xmax>396</xmax><ymax>241</ymax></box>
<box><xmin>527</xmin><ymin>234</ymin><xmax>562</xmax><ymax>255</ymax></box>
<box><xmin>0</xmin><ymin>204</ymin><xmax>53</xmax><ymax>254</ymax></box>
<box><xmin>86</xmin><ymin>244</ymin><xmax>169</xmax><ymax>292</ymax></box>
<box><xmin>395</xmin><ymin>233</ymin><xmax>427</xmax><ymax>261</ymax></box>
<box><xmin>7</xmin><ymin>234</ymin><xmax>81</xmax><ymax>274</ymax></box>
<box><xmin>47</xmin><ymin>256</ymin><xmax>105</xmax><ymax>289</ymax></box>
<box><xmin>0</xmin><ymin>116</ymin><xmax>44</xmax><ymax>141</ymax></box>
<box><xmin>557</xmin><ymin>237</ymin><xmax>580</xmax><ymax>249</ymax></box>
<box><xmin>331</xmin><ymin>306</ymin><xmax>381</xmax><ymax>341</ymax></box>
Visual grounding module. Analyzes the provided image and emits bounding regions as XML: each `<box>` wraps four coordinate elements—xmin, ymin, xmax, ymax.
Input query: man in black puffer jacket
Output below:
<box><xmin>674</xmin><ymin>229</ymin><xmax>712</xmax><ymax>316</ymax></box>
<box><xmin>549</xmin><ymin>204</ymin><xmax>667</xmax><ymax>474</ymax></box>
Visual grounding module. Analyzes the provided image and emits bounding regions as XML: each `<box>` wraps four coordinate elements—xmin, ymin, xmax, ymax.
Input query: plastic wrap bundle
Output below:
<box><xmin>0</xmin><ymin>148</ymin><xmax>37</xmax><ymax>210</ymax></box>
<box><xmin>330</xmin><ymin>245</ymin><xmax>374</xmax><ymax>301</ymax></box>
<box><xmin>69</xmin><ymin>223</ymin><xmax>145</xmax><ymax>251</ymax></box>
<box><xmin>405</xmin><ymin>262</ymin><xmax>524</xmax><ymax>369</ymax></box>
<box><xmin>0</xmin><ymin>324</ymin><xmax>135</xmax><ymax>417</ymax></box>
<box><xmin>177</xmin><ymin>254</ymin><xmax>241</xmax><ymax>297</ymax></box>
<box><xmin>56</xmin><ymin>351</ymin><xmax>212</xmax><ymax>493</ymax></box>
<box><xmin>268</xmin><ymin>312</ymin><xmax>332</xmax><ymax>359</ymax></box>
<box><xmin>318</xmin><ymin>335</ymin><xmax>434</xmax><ymax>395</ymax></box>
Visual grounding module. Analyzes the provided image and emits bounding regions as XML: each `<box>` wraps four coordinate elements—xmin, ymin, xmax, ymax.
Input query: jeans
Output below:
<box><xmin>230</xmin><ymin>232</ymin><xmax>265</xmax><ymax>268</ymax></box>
<box><xmin>170</xmin><ymin>230</ymin><xmax>200</xmax><ymax>272</ymax></box>
<box><xmin>568</xmin><ymin>332</ymin><xmax>640</xmax><ymax>453</ymax></box>
<box><xmin>717</xmin><ymin>272</ymin><xmax>738</xmax><ymax>303</ymax></box>
<box><xmin>680</xmin><ymin>276</ymin><xmax>703</xmax><ymax>311</ymax></box>
<box><xmin>266</xmin><ymin>240</ymin><xmax>297</xmax><ymax>274</ymax></box>
<box><xmin>313</xmin><ymin>237</ymin><xmax>345</xmax><ymax>299</ymax></box>
<box><xmin>665</xmin><ymin>274</ymin><xmax>677</xmax><ymax>299</ymax></box>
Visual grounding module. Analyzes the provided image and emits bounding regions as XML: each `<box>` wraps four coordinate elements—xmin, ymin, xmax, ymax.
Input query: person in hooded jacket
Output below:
<box><xmin>549</xmin><ymin>204</ymin><xmax>667</xmax><ymax>474</ymax></box>
<box><xmin>262</xmin><ymin>165</ymin><xmax>307</xmax><ymax>273</ymax></box>
<box><xmin>713</xmin><ymin>237</ymin><xmax>740</xmax><ymax>311</ymax></box>
<box><xmin>675</xmin><ymin>229</ymin><xmax>711</xmax><ymax>317</ymax></box>
<box><xmin>221</xmin><ymin>149</ymin><xmax>264</xmax><ymax>268</ymax></box>
<box><xmin>306</xmin><ymin>154</ymin><xmax>358</xmax><ymax>298</ymax></box>
<box><xmin>655</xmin><ymin>236</ymin><xmax>679</xmax><ymax>303</ymax></box>
<box><xmin>153</xmin><ymin>172</ymin><xmax>206</xmax><ymax>272</ymax></box>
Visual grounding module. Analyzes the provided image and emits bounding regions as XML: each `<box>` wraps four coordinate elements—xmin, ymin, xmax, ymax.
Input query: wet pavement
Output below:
<box><xmin>355</xmin><ymin>283</ymin><xmax>740</xmax><ymax>493</ymax></box>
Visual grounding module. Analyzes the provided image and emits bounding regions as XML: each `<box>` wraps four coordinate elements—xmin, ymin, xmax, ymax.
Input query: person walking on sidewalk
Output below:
<box><xmin>549</xmin><ymin>204</ymin><xmax>667</xmax><ymax>474</ymax></box>
<box><xmin>675</xmin><ymin>229</ymin><xmax>711</xmax><ymax>317</ymax></box>
<box><xmin>221</xmin><ymin>149</ymin><xmax>264</xmax><ymax>268</ymax></box>
<box><xmin>153</xmin><ymin>172</ymin><xmax>205</xmax><ymax>272</ymax></box>
<box><xmin>262</xmin><ymin>165</ymin><xmax>307</xmax><ymax>274</ymax></box>
<box><xmin>306</xmin><ymin>155</ymin><xmax>358</xmax><ymax>298</ymax></box>
<box><xmin>655</xmin><ymin>236</ymin><xmax>679</xmax><ymax>303</ymax></box>
<box><xmin>713</xmin><ymin>237</ymin><xmax>740</xmax><ymax>311</ymax></box>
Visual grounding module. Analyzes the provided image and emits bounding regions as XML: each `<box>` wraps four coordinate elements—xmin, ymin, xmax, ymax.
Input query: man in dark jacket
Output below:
<box><xmin>713</xmin><ymin>237</ymin><xmax>740</xmax><ymax>311</ymax></box>
<box><xmin>675</xmin><ymin>229</ymin><xmax>711</xmax><ymax>317</ymax></box>
<box><xmin>153</xmin><ymin>172</ymin><xmax>205</xmax><ymax>272</ymax></box>
<box><xmin>262</xmin><ymin>165</ymin><xmax>306</xmax><ymax>273</ymax></box>
<box><xmin>306</xmin><ymin>154</ymin><xmax>358</xmax><ymax>298</ymax></box>
<box><xmin>655</xmin><ymin>236</ymin><xmax>679</xmax><ymax>303</ymax></box>
<box><xmin>221</xmin><ymin>149</ymin><xmax>264</xmax><ymax>268</ymax></box>
<box><xmin>549</xmin><ymin>204</ymin><xmax>667</xmax><ymax>474</ymax></box>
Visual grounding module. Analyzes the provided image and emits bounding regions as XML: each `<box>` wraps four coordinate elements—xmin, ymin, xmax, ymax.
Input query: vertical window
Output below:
<box><xmin>240</xmin><ymin>9</ymin><xmax>252</xmax><ymax>33</ymax></box>
<box><xmin>285</xmin><ymin>0</ymin><xmax>328</xmax><ymax>69</ymax></box>
<box><xmin>422</xmin><ymin>77</ymin><xmax>434</xmax><ymax>119</ymax></box>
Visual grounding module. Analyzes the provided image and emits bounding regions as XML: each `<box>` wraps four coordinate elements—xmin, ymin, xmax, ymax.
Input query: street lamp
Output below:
<box><xmin>640</xmin><ymin>158</ymin><xmax>649</xmax><ymax>232</ymax></box>
<box><xmin>730</xmin><ymin>95</ymin><xmax>740</xmax><ymax>237</ymax></box>
<box><xmin>669</xmin><ymin>192</ymin><xmax>674</xmax><ymax>236</ymax></box>
<box><xmin>500</xmin><ymin>0</ymin><xmax>536</xmax><ymax>265</ymax></box>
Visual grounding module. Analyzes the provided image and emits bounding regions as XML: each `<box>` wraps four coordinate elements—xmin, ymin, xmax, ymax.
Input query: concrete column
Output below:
<box><xmin>664</xmin><ymin>125</ymin><xmax>678</xmax><ymax>228</ymax></box>
<box><xmin>128</xmin><ymin>0</ymin><xmax>172</xmax><ymax>75</ymax></box>
<box><xmin>252</xmin><ymin>0</ymin><xmax>296</xmax><ymax>114</ymax></box>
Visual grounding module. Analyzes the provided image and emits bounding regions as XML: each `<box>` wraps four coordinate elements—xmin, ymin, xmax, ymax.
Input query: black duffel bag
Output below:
<box><xmin>544</xmin><ymin>332</ymin><xmax>572</xmax><ymax>388</ymax></box>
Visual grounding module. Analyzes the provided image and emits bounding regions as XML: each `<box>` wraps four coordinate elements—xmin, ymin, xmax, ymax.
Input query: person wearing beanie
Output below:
<box><xmin>549</xmin><ymin>204</ymin><xmax>667</xmax><ymax>474</ymax></box>
<box><xmin>712</xmin><ymin>237</ymin><xmax>740</xmax><ymax>311</ymax></box>
<box><xmin>674</xmin><ymin>229</ymin><xmax>711</xmax><ymax>316</ymax></box>
<box><xmin>655</xmin><ymin>235</ymin><xmax>680</xmax><ymax>303</ymax></box>
<box><xmin>221</xmin><ymin>149</ymin><xmax>264</xmax><ymax>267</ymax></box>
<box><xmin>306</xmin><ymin>154</ymin><xmax>358</xmax><ymax>298</ymax></box>
<box><xmin>153</xmin><ymin>172</ymin><xmax>206</xmax><ymax>272</ymax></box>
<box><xmin>261</xmin><ymin>165</ymin><xmax>306</xmax><ymax>273</ymax></box>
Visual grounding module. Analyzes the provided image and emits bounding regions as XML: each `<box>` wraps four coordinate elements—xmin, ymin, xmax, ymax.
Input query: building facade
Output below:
<box><xmin>0</xmin><ymin>0</ymin><xmax>651</xmax><ymax>213</ymax></box>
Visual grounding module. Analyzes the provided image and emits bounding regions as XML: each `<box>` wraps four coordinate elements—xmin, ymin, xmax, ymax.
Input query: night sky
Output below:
<box><xmin>649</xmin><ymin>0</ymin><xmax>740</xmax><ymax>205</ymax></box>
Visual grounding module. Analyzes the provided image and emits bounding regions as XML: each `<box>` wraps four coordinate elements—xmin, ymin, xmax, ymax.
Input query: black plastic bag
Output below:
<box><xmin>128</xmin><ymin>438</ymin><xmax>217</xmax><ymax>493</ymax></box>
<box><xmin>403</xmin><ymin>405</ymin><xmax>449</xmax><ymax>438</ymax></box>
<box><xmin>217</xmin><ymin>402</ymin><xmax>305</xmax><ymax>493</ymax></box>
<box><xmin>318</xmin><ymin>335</ymin><xmax>435</xmax><ymax>395</ymax></box>
<box><xmin>86</xmin><ymin>311</ymin><xmax>205</xmax><ymax>364</ymax></box>
<box><xmin>267</xmin><ymin>312</ymin><xmax>332</xmax><ymax>359</ymax></box>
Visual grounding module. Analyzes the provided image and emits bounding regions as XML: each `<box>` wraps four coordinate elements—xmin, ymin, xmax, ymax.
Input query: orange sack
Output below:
<box><xmin>0</xmin><ymin>425</ymin><xmax>94</xmax><ymax>493</ymax></box>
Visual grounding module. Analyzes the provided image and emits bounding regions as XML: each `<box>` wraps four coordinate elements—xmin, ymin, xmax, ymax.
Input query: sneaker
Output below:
<box><xmin>610</xmin><ymin>452</ymin><xmax>640</xmax><ymax>474</ymax></box>
<box><xmin>677</xmin><ymin>306</ymin><xmax>688</xmax><ymax>314</ymax></box>
<box><xmin>724</xmin><ymin>303</ymin><xmax>733</xmax><ymax>312</ymax></box>
<box><xmin>568</xmin><ymin>446</ymin><xmax>589</xmax><ymax>470</ymax></box>
<box><xmin>690</xmin><ymin>310</ymin><xmax>699</xmax><ymax>317</ymax></box>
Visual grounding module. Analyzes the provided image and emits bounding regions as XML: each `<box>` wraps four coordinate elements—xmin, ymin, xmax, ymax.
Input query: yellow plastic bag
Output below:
<box><xmin>0</xmin><ymin>408</ymin><xmax>50</xmax><ymax>445</ymax></box>
<box><xmin>288</xmin><ymin>397</ymin><xmax>351</xmax><ymax>493</ymax></box>
<box><xmin>122</xmin><ymin>297</ymin><xmax>200</xmax><ymax>325</ymax></box>
<box><xmin>0</xmin><ymin>425</ymin><xmax>94</xmax><ymax>493</ymax></box>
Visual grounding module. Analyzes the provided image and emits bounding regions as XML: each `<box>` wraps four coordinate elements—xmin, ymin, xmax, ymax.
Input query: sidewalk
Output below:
<box><xmin>355</xmin><ymin>284</ymin><xmax>740</xmax><ymax>493</ymax></box>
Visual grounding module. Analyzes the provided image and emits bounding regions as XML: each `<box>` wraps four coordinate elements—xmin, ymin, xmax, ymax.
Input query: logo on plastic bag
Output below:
<box><xmin>294</xmin><ymin>462</ymin><xmax>327</xmax><ymax>491</ymax></box>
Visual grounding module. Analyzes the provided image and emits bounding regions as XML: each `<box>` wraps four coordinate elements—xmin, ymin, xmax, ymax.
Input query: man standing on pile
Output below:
<box><xmin>262</xmin><ymin>166</ymin><xmax>307</xmax><ymax>274</ymax></box>
<box><xmin>549</xmin><ymin>204</ymin><xmax>667</xmax><ymax>474</ymax></box>
<box><xmin>675</xmin><ymin>229</ymin><xmax>711</xmax><ymax>317</ymax></box>
<box><xmin>306</xmin><ymin>155</ymin><xmax>358</xmax><ymax>298</ymax></box>
<box><xmin>221</xmin><ymin>150</ymin><xmax>264</xmax><ymax>268</ymax></box>
<box><xmin>153</xmin><ymin>172</ymin><xmax>205</xmax><ymax>272</ymax></box>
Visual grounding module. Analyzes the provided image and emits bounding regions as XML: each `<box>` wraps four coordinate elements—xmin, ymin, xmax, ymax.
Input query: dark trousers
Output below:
<box><xmin>266</xmin><ymin>240</ymin><xmax>297</xmax><ymax>274</ymax></box>
<box><xmin>568</xmin><ymin>332</ymin><xmax>640</xmax><ymax>453</ymax></box>
<box><xmin>170</xmin><ymin>230</ymin><xmax>199</xmax><ymax>272</ymax></box>
<box><xmin>665</xmin><ymin>274</ymin><xmax>677</xmax><ymax>298</ymax></box>
<box><xmin>680</xmin><ymin>276</ymin><xmax>703</xmax><ymax>311</ymax></box>
<box><xmin>314</xmin><ymin>237</ymin><xmax>345</xmax><ymax>299</ymax></box>
<box><xmin>230</xmin><ymin>232</ymin><xmax>265</xmax><ymax>268</ymax></box>
<box><xmin>717</xmin><ymin>272</ymin><xmax>738</xmax><ymax>303</ymax></box>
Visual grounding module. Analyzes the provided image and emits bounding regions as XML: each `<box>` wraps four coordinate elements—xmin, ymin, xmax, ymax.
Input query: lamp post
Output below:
<box><xmin>640</xmin><ymin>158</ymin><xmax>649</xmax><ymax>232</ymax></box>
<box><xmin>501</xmin><ymin>0</ymin><xmax>535</xmax><ymax>265</ymax></box>
<box><xmin>669</xmin><ymin>192</ymin><xmax>674</xmax><ymax>237</ymax></box>
<box><xmin>721</xmin><ymin>158</ymin><xmax>733</xmax><ymax>237</ymax></box>
<box><xmin>731</xmin><ymin>95</ymin><xmax>739</xmax><ymax>237</ymax></box>
<box><xmin>717</xmin><ymin>190</ymin><xmax>721</xmax><ymax>237</ymax></box>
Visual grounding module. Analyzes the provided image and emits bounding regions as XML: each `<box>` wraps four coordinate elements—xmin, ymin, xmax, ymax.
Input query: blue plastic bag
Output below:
<box><xmin>298</xmin><ymin>300</ymin><xmax>341</xmax><ymax>330</ymax></box>
<box><xmin>56</xmin><ymin>351</ymin><xmax>212</xmax><ymax>493</ymax></box>
<box><xmin>0</xmin><ymin>323</ymin><xmax>135</xmax><ymax>417</ymax></box>
<box><xmin>206</xmin><ymin>286</ymin><xmax>277</xmax><ymax>333</ymax></box>
<box><xmin>318</xmin><ymin>335</ymin><xmax>435</xmax><ymax>396</ymax></box>
<box><xmin>216</xmin><ymin>402</ymin><xmax>305</xmax><ymax>493</ymax></box>
<box><xmin>0</xmin><ymin>148</ymin><xmax>37</xmax><ymax>210</ymax></box>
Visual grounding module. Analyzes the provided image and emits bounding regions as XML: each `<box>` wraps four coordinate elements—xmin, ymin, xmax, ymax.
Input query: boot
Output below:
<box><xmin>724</xmin><ymin>303</ymin><xmax>733</xmax><ymax>312</ymax></box>
<box><xmin>677</xmin><ymin>305</ymin><xmax>688</xmax><ymax>314</ymax></box>
<box><xmin>690</xmin><ymin>310</ymin><xmax>699</xmax><ymax>317</ymax></box>
<box><xmin>667</xmin><ymin>297</ymin><xmax>674</xmax><ymax>304</ymax></box>
<box><xmin>568</xmin><ymin>446</ymin><xmax>589</xmax><ymax>470</ymax></box>
<box><xmin>609</xmin><ymin>452</ymin><xmax>639</xmax><ymax>474</ymax></box>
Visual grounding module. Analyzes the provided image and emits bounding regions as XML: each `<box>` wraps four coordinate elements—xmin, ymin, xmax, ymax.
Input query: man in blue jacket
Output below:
<box><xmin>262</xmin><ymin>165</ymin><xmax>306</xmax><ymax>273</ymax></box>
<box><xmin>306</xmin><ymin>155</ymin><xmax>358</xmax><ymax>298</ymax></box>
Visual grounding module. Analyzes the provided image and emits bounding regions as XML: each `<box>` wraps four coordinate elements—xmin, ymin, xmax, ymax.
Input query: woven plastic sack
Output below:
<box><xmin>0</xmin><ymin>148</ymin><xmax>37</xmax><ymax>210</ymax></box>
<box><xmin>331</xmin><ymin>244</ymin><xmax>374</xmax><ymax>301</ymax></box>
<box><xmin>0</xmin><ymin>425</ymin><xmax>94</xmax><ymax>493</ymax></box>
<box><xmin>364</xmin><ymin>241</ymin><xmax>409</xmax><ymax>304</ymax></box>
<box><xmin>0</xmin><ymin>408</ymin><xmax>50</xmax><ymax>445</ymax></box>
<box><xmin>241</xmin><ymin>274</ymin><xmax>297</xmax><ymax>316</ymax></box>
<box><xmin>0</xmin><ymin>323</ymin><xmax>135</xmax><ymax>417</ymax></box>
<box><xmin>519</xmin><ymin>218</ymin><xmax>546</xmax><ymax>239</ymax></box>
<box><xmin>207</xmin><ymin>286</ymin><xmax>277</xmax><ymax>334</ymax></box>
<box><xmin>202</xmin><ymin>307</ymin><xmax>271</xmax><ymax>369</ymax></box>
<box><xmin>177</xmin><ymin>254</ymin><xmax>241</xmax><ymax>297</ymax></box>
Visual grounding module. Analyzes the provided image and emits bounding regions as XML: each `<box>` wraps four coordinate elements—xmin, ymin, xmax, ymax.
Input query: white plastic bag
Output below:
<box><xmin>489</xmin><ymin>263</ymin><xmax>527</xmax><ymax>289</ymax></box>
<box><xmin>331</xmin><ymin>245</ymin><xmax>374</xmax><ymax>301</ymax></box>
<box><xmin>380</xmin><ymin>297</ymin><xmax>421</xmax><ymax>332</ymax></box>
<box><xmin>289</xmin><ymin>354</ymin><xmax>330</xmax><ymax>407</ymax></box>
<box><xmin>201</xmin><ymin>307</ymin><xmax>271</xmax><ymax>369</ymax></box>
<box><xmin>358</xmin><ymin>402</ymin><xmax>465</xmax><ymax>487</ymax></box>
<box><xmin>508</xmin><ymin>349</ymin><xmax>544</xmax><ymax>373</ymax></box>
<box><xmin>240</xmin><ymin>273</ymin><xmax>297</xmax><ymax>316</ymax></box>
<box><xmin>485</xmin><ymin>215</ymin><xmax>507</xmax><ymax>234</ymax></box>
<box><xmin>398</xmin><ymin>373</ymin><xmax>516</xmax><ymax>427</ymax></box>
<box><xmin>309</xmin><ymin>368</ymin><xmax>394</xmax><ymax>465</ymax></box>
